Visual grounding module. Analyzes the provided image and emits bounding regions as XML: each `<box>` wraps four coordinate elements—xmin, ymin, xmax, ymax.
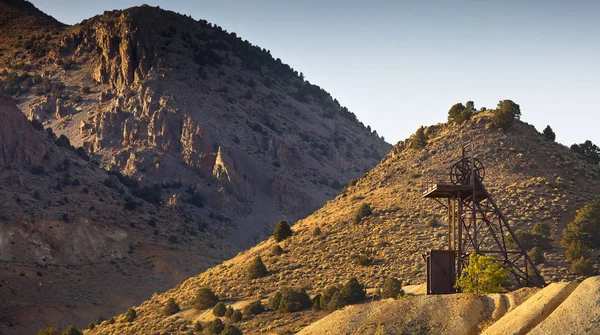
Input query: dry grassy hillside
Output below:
<box><xmin>88</xmin><ymin>112</ymin><xmax>600</xmax><ymax>334</ymax></box>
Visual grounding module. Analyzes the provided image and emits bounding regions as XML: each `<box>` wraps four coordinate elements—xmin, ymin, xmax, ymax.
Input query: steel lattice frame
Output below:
<box><xmin>434</xmin><ymin>143</ymin><xmax>545</xmax><ymax>288</ymax></box>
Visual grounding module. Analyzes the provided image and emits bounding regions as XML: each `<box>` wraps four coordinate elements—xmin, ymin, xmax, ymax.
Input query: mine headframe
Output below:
<box><xmin>422</xmin><ymin>142</ymin><xmax>545</xmax><ymax>294</ymax></box>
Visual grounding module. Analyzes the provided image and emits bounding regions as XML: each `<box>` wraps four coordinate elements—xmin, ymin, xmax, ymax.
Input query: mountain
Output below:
<box><xmin>0</xmin><ymin>0</ymin><xmax>391</xmax><ymax>333</ymax></box>
<box><xmin>87</xmin><ymin>111</ymin><xmax>600</xmax><ymax>334</ymax></box>
<box><xmin>0</xmin><ymin>95</ymin><xmax>238</xmax><ymax>334</ymax></box>
<box><xmin>0</xmin><ymin>1</ymin><xmax>391</xmax><ymax>249</ymax></box>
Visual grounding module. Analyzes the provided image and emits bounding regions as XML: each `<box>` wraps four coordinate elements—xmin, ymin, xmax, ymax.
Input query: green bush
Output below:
<box><xmin>37</xmin><ymin>327</ymin><xmax>59</xmax><ymax>335</ymax></box>
<box><xmin>163</xmin><ymin>298</ymin><xmax>180</xmax><ymax>315</ymax></box>
<box><xmin>269</xmin><ymin>287</ymin><xmax>312</xmax><ymax>313</ymax></box>
<box><xmin>194</xmin><ymin>287</ymin><xmax>219</xmax><ymax>310</ymax></box>
<box><xmin>124</xmin><ymin>307</ymin><xmax>136</xmax><ymax>322</ymax></box>
<box><xmin>231</xmin><ymin>309</ymin><xmax>243</xmax><ymax>322</ymax></box>
<box><xmin>571</xmin><ymin>257</ymin><xmax>595</xmax><ymax>276</ymax></box>
<box><xmin>326</xmin><ymin>290</ymin><xmax>345</xmax><ymax>311</ymax></box>
<box><xmin>410</xmin><ymin>126</ymin><xmax>428</xmax><ymax>149</ymax></box>
<box><xmin>221</xmin><ymin>324</ymin><xmax>243</xmax><ymax>335</ymax></box>
<box><xmin>562</xmin><ymin>202</ymin><xmax>600</xmax><ymax>248</ymax></box>
<box><xmin>528</xmin><ymin>247</ymin><xmax>545</xmax><ymax>265</ymax></box>
<box><xmin>213</xmin><ymin>302</ymin><xmax>227</xmax><ymax>317</ymax></box>
<box><xmin>382</xmin><ymin>278</ymin><xmax>404</xmax><ymax>299</ymax></box>
<box><xmin>354</xmin><ymin>203</ymin><xmax>372</xmax><ymax>223</ymax></box>
<box><xmin>447</xmin><ymin>102</ymin><xmax>473</xmax><ymax>124</ymax></box>
<box><xmin>319</xmin><ymin>285</ymin><xmax>342</xmax><ymax>311</ymax></box>
<box><xmin>356</xmin><ymin>251</ymin><xmax>374</xmax><ymax>266</ymax></box>
<box><xmin>247</xmin><ymin>256</ymin><xmax>268</xmax><ymax>279</ymax></box>
<box><xmin>207</xmin><ymin>318</ymin><xmax>224</xmax><ymax>334</ymax></box>
<box><xmin>273</xmin><ymin>220</ymin><xmax>293</xmax><ymax>242</ymax></box>
<box><xmin>242</xmin><ymin>300</ymin><xmax>265</xmax><ymax>316</ymax></box>
<box><xmin>340</xmin><ymin>277</ymin><xmax>366</xmax><ymax>304</ymax></box>
<box><xmin>565</xmin><ymin>241</ymin><xmax>590</xmax><ymax>262</ymax></box>
<box><xmin>271</xmin><ymin>244</ymin><xmax>284</xmax><ymax>256</ymax></box>
<box><xmin>225</xmin><ymin>306</ymin><xmax>234</xmax><ymax>318</ymax></box>
<box><xmin>456</xmin><ymin>254</ymin><xmax>508</xmax><ymax>294</ymax></box>
<box><xmin>492</xmin><ymin>100</ymin><xmax>521</xmax><ymax>130</ymax></box>
<box><xmin>312</xmin><ymin>294</ymin><xmax>322</xmax><ymax>310</ymax></box>
<box><xmin>61</xmin><ymin>326</ymin><xmax>82</xmax><ymax>335</ymax></box>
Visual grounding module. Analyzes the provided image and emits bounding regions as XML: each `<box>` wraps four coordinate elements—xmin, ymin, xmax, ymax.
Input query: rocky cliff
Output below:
<box><xmin>0</xmin><ymin>2</ymin><xmax>391</xmax><ymax>248</ymax></box>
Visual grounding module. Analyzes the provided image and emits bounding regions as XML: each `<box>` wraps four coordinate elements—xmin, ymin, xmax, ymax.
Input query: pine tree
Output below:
<box><xmin>542</xmin><ymin>125</ymin><xmax>556</xmax><ymax>141</ymax></box>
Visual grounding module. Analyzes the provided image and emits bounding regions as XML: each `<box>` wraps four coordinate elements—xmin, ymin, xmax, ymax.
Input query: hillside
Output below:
<box><xmin>0</xmin><ymin>96</ymin><xmax>237</xmax><ymax>335</ymax></box>
<box><xmin>87</xmin><ymin>111</ymin><xmax>600</xmax><ymax>334</ymax></box>
<box><xmin>0</xmin><ymin>1</ymin><xmax>391</xmax><ymax>250</ymax></box>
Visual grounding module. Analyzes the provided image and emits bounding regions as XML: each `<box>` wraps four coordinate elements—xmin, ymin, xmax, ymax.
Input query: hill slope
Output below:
<box><xmin>87</xmin><ymin>112</ymin><xmax>600</xmax><ymax>334</ymax></box>
<box><xmin>0</xmin><ymin>96</ymin><xmax>236</xmax><ymax>334</ymax></box>
<box><xmin>0</xmin><ymin>1</ymin><xmax>391</xmax><ymax>249</ymax></box>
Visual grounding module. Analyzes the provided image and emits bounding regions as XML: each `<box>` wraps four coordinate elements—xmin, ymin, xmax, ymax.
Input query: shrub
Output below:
<box><xmin>313</xmin><ymin>227</ymin><xmax>322</xmax><ymax>237</ymax></box>
<box><xmin>242</xmin><ymin>300</ymin><xmax>265</xmax><ymax>316</ymax></box>
<box><xmin>356</xmin><ymin>251</ymin><xmax>373</xmax><ymax>266</ymax></box>
<box><xmin>172</xmin><ymin>178</ymin><xmax>182</xmax><ymax>188</ymax></box>
<box><xmin>447</xmin><ymin>102</ymin><xmax>473</xmax><ymax>124</ymax></box>
<box><xmin>269</xmin><ymin>287</ymin><xmax>311</xmax><ymax>313</ymax></box>
<box><xmin>532</xmin><ymin>222</ymin><xmax>551</xmax><ymax>237</ymax></box>
<box><xmin>570</xmin><ymin>141</ymin><xmax>600</xmax><ymax>165</ymax></box>
<box><xmin>528</xmin><ymin>247</ymin><xmax>545</xmax><ymax>265</ymax></box>
<box><xmin>163</xmin><ymin>298</ymin><xmax>180</xmax><ymax>315</ymax></box>
<box><xmin>221</xmin><ymin>324</ymin><xmax>243</xmax><ymax>335</ymax></box>
<box><xmin>194</xmin><ymin>287</ymin><xmax>219</xmax><ymax>310</ymax></box>
<box><xmin>312</xmin><ymin>294</ymin><xmax>322</xmax><ymax>310</ymax></box>
<box><xmin>231</xmin><ymin>309</ymin><xmax>243</xmax><ymax>322</ymax></box>
<box><xmin>326</xmin><ymin>290</ymin><xmax>345</xmax><ymax>311</ymax></box>
<box><xmin>247</xmin><ymin>256</ymin><xmax>268</xmax><ymax>279</ymax></box>
<box><xmin>213</xmin><ymin>302</ymin><xmax>226</xmax><ymax>317</ymax></box>
<box><xmin>81</xmin><ymin>86</ymin><xmax>91</xmax><ymax>95</ymax></box>
<box><xmin>565</xmin><ymin>241</ymin><xmax>590</xmax><ymax>262</ymax></box>
<box><xmin>571</xmin><ymin>257</ymin><xmax>595</xmax><ymax>276</ymax></box>
<box><xmin>273</xmin><ymin>220</ymin><xmax>292</xmax><ymax>242</ymax></box>
<box><xmin>340</xmin><ymin>277</ymin><xmax>366</xmax><ymax>304</ymax></box>
<box><xmin>382</xmin><ymin>278</ymin><xmax>404</xmax><ymax>299</ymax></box>
<box><xmin>193</xmin><ymin>321</ymin><xmax>202</xmax><ymax>331</ymax></box>
<box><xmin>456</xmin><ymin>254</ymin><xmax>508</xmax><ymax>294</ymax></box>
<box><xmin>492</xmin><ymin>100</ymin><xmax>521</xmax><ymax>130</ymax></box>
<box><xmin>124</xmin><ymin>307</ymin><xmax>136</xmax><ymax>322</ymax></box>
<box><xmin>225</xmin><ymin>306</ymin><xmax>234</xmax><ymax>318</ymax></box>
<box><xmin>37</xmin><ymin>327</ymin><xmax>59</xmax><ymax>335</ymax></box>
<box><xmin>542</xmin><ymin>125</ymin><xmax>556</xmax><ymax>141</ymax></box>
<box><xmin>562</xmin><ymin>202</ymin><xmax>600</xmax><ymax>248</ymax></box>
<box><xmin>61</xmin><ymin>326</ymin><xmax>82</xmax><ymax>335</ymax></box>
<box><xmin>410</xmin><ymin>126</ymin><xmax>428</xmax><ymax>149</ymax></box>
<box><xmin>207</xmin><ymin>318</ymin><xmax>224</xmax><ymax>334</ymax></box>
<box><xmin>354</xmin><ymin>203</ymin><xmax>372</xmax><ymax>223</ymax></box>
<box><xmin>271</xmin><ymin>244</ymin><xmax>284</xmax><ymax>256</ymax></box>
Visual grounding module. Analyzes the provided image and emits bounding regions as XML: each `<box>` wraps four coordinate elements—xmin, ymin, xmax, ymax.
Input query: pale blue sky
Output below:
<box><xmin>31</xmin><ymin>0</ymin><xmax>600</xmax><ymax>147</ymax></box>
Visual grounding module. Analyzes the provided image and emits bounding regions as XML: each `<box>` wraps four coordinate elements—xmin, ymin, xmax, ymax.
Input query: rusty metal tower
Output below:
<box><xmin>422</xmin><ymin>142</ymin><xmax>545</xmax><ymax>294</ymax></box>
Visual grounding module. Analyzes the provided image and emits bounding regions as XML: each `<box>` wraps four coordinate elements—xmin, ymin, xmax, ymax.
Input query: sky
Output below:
<box><xmin>31</xmin><ymin>0</ymin><xmax>600</xmax><ymax>147</ymax></box>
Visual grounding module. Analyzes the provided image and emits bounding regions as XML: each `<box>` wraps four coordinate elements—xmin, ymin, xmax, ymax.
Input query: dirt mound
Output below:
<box><xmin>530</xmin><ymin>276</ymin><xmax>600</xmax><ymax>334</ymax></box>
